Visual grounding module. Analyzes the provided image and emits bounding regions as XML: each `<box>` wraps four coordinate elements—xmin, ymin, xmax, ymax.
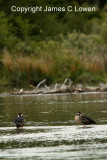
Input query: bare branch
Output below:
<box><xmin>36</xmin><ymin>79</ymin><xmax>46</xmax><ymax>89</ymax></box>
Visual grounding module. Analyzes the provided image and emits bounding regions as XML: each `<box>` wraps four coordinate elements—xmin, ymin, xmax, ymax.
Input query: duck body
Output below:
<box><xmin>75</xmin><ymin>112</ymin><xmax>96</xmax><ymax>127</ymax></box>
<box><xmin>14</xmin><ymin>113</ymin><xmax>25</xmax><ymax>129</ymax></box>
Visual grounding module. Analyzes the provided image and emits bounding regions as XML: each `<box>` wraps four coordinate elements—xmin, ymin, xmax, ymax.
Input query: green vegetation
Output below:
<box><xmin>0</xmin><ymin>0</ymin><xmax>107</xmax><ymax>87</ymax></box>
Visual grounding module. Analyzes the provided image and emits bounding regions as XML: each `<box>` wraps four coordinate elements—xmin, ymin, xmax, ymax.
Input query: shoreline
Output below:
<box><xmin>0</xmin><ymin>83</ymin><xmax>107</xmax><ymax>96</ymax></box>
<box><xmin>0</xmin><ymin>91</ymin><xmax>107</xmax><ymax>98</ymax></box>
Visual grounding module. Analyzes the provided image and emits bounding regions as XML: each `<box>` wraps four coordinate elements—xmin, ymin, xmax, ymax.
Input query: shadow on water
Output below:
<box><xmin>15</xmin><ymin>128</ymin><xmax>25</xmax><ymax>134</ymax></box>
<box><xmin>0</xmin><ymin>92</ymin><xmax>107</xmax><ymax>159</ymax></box>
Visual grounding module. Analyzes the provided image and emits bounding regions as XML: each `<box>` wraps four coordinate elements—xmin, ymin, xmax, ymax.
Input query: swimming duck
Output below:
<box><xmin>74</xmin><ymin>112</ymin><xmax>96</xmax><ymax>127</ymax></box>
<box><xmin>14</xmin><ymin>113</ymin><xmax>25</xmax><ymax>129</ymax></box>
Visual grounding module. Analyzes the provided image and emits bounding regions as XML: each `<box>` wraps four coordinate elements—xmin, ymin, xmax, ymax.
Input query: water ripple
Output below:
<box><xmin>0</xmin><ymin>125</ymin><xmax>107</xmax><ymax>159</ymax></box>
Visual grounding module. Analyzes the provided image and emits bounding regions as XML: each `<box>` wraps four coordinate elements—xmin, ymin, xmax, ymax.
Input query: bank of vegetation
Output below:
<box><xmin>0</xmin><ymin>0</ymin><xmax>107</xmax><ymax>87</ymax></box>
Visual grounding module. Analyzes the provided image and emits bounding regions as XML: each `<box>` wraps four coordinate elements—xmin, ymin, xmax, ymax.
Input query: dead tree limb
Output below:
<box><xmin>36</xmin><ymin>79</ymin><xmax>46</xmax><ymax>89</ymax></box>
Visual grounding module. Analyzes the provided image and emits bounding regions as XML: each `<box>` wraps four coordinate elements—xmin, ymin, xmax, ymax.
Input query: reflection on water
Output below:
<box><xmin>0</xmin><ymin>92</ymin><xmax>107</xmax><ymax>159</ymax></box>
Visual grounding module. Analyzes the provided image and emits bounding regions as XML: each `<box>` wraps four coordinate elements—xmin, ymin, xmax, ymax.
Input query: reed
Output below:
<box><xmin>2</xmin><ymin>52</ymin><xmax>13</xmax><ymax>71</ymax></box>
<box><xmin>85</xmin><ymin>55</ymin><xmax>105</xmax><ymax>73</ymax></box>
<box><xmin>1</xmin><ymin>32</ymin><xmax>107</xmax><ymax>86</ymax></box>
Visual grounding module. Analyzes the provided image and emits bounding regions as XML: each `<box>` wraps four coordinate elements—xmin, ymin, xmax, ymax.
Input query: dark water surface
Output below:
<box><xmin>0</xmin><ymin>92</ymin><xmax>107</xmax><ymax>159</ymax></box>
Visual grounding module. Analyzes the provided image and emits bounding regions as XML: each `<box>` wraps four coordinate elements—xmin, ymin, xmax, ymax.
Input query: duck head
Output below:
<box><xmin>76</xmin><ymin>112</ymin><xmax>82</xmax><ymax>116</ymax></box>
<box><xmin>18</xmin><ymin>113</ymin><xmax>23</xmax><ymax>117</ymax></box>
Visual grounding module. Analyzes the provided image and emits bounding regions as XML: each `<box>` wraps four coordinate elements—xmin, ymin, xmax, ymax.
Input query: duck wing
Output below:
<box><xmin>80</xmin><ymin>115</ymin><xmax>96</xmax><ymax>124</ymax></box>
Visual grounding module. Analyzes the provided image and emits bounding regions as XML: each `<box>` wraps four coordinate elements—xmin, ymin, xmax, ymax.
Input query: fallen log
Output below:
<box><xmin>8</xmin><ymin>79</ymin><xmax>107</xmax><ymax>95</ymax></box>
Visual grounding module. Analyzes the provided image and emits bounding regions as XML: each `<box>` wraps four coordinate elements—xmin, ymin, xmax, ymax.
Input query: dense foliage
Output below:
<box><xmin>0</xmin><ymin>0</ymin><xmax>107</xmax><ymax>87</ymax></box>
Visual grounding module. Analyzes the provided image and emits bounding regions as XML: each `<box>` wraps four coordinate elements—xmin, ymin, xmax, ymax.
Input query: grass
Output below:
<box><xmin>0</xmin><ymin>31</ymin><xmax>107</xmax><ymax>87</ymax></box>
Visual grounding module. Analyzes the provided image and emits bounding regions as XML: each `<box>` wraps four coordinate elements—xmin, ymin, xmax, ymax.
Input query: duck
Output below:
<box><xmin>14</xmin><ymin>113</ymin><xmax>25</xmax><ymax>129</ymax></box>
<box><xmin>74</xmin><ymin>112</ymin><xmax>96</xmax><ymax>127</ymax></box>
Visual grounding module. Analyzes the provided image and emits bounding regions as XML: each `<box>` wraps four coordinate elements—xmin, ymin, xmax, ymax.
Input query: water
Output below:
<box><xmin>0</xmin><ymin>92</ymin><xmax>107</xmax><ymax>159</ymax></box>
